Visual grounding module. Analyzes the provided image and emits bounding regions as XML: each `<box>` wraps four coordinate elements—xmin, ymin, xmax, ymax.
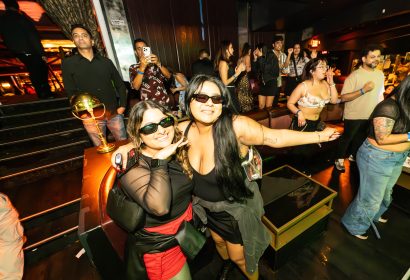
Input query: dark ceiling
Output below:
<box><xmin>248</xmin><ymin>0</ymin><xmax>410</xmax><ymax>52</ymax></box>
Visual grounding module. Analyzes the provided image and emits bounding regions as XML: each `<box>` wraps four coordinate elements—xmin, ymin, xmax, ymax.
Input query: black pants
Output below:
<box><xmin>335</xmin><ymin>119</ymin><xmax>369</xmax><ymax>159</ymax></box>
<box><xmin>16</xmin><ymin>54</ymin><xmax>52</xmax><ymax>98</ymax></box>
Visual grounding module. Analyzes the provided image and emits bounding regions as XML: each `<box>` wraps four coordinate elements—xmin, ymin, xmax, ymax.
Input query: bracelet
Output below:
<box><xmin>233</xmin><ymin>74</ymin><xmax>237</xmax><ymax>79</ymax></box>
<box><xmin>317</xmin><ymin>132</ymin><xmax>322</xmax><ymax>148</ymax></box>
<box><xmin>329</xmin><ymin>83</ymin><xmax>336</xmax><ymax>87</ymax></box>
<box><xmin>137</xmin><ymin>70</ymin><xmax>144</xmax><ymax>75</ymax></box>
<box><xmin>360</xmin><ymin>88</ymin><xmax>365</xmax><ymax>95</ymax></box>
<box><xmin>295</xmin><ymin>109</ymin><xmax>301</xmax><ymax>116</ymax></box>
<box><xmin>407</xmin><ymin>132</ymin><xmax>410</xmax><ymax>142</ymax></box>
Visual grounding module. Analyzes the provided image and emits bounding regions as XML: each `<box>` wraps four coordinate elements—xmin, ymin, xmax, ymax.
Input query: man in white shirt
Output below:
<box><xmin>334</xmin><ymin>45</ymin><xmax>385</xmax><ymax>172</ymax></box>
<box><xmin>272</xmin><ymin>35</ymin><xmax>288</xmax><ymax>107</ymax></box>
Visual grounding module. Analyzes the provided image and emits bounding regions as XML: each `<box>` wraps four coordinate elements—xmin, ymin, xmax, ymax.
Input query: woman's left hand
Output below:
<box><xmin>152</xmin><ymin>138</ymin><xmax>189</xmax><ymax>160</ymax></box>
<box><xmin>320</xmin><ymin>127</ymin><xmax>341</xmax><ymax>142</ymax></box>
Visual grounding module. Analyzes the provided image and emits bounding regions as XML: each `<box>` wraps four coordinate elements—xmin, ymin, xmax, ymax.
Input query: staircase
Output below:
<box><xmin>0</xmin><ymin>97</ymin><xmax>91</xmax><ymax>262</ymax></box>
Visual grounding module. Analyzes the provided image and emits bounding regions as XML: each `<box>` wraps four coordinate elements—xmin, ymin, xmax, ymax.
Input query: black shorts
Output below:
<box><xmin>260</xmin><ymin>79</ymin><xmax>278</xmax><ymax>97</ymax></box>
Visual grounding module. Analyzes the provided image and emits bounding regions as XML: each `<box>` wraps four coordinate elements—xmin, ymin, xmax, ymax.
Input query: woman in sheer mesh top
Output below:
<box><xmin>342</xmin><ymin>76</ymin><xmax>410</xmax><ymax>240</ymax></box>
<box><xmin>113</xmin><ymin>75</ymin><xmax>340</xmax><ymax>280</ymax></box>
<box><xmin>118</xmin><ymin>100</ymin><xmax>193</xmax><ymax>280</ymax></box>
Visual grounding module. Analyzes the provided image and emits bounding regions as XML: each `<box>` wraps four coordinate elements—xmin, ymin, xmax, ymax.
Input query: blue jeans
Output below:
<box><xmin>341</xmin><ymin>139</ymin><xmax>409</xmax><ymax>237</ymax></box>
<box><xmin>82</xmin><ymin>114</ymin><xmax>127</xmax><ymax>146</ymax></box>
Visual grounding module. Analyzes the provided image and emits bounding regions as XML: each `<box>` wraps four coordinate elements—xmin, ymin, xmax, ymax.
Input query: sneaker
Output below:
<box><xmin>334</xmin><ymin>159</ymin><xmax>345</xmax><ymax>172</ymax></box>
<box><xmin>348</xmin><ymin>155</ymin><xmax>356</xmax><ymax>162</ymax></box>
<box><xmin>378</xmin><ymin>217</ymin><xmax>388</xmax><ymax>223</ymax></box>
<box><xmin>354</xmin><ymin>234</ymin><xmax>368</xmax><ymax>240</ymax></box>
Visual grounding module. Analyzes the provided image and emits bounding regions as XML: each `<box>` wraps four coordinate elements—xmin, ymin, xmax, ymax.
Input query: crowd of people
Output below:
<box><xmin>1</xmin><ymin>14</ymin><xmax>408</xmax><ymax>279</ymax></box>
<box><xmin>56</xmin><ymin>23</ymin><xmax>410</xmax><ymax>280</ymax></box>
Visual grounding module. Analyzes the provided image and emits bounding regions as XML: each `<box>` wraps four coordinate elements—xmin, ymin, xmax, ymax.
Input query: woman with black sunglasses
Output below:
<box><xmin>113</xmin><ymin>75</ymin><xmax>340</xmax><ymax>280</ymax></box>
<box><xmin>117</xmin><ymin>100</ymin><xmax>195</xmax><ymax>280</ymax></box>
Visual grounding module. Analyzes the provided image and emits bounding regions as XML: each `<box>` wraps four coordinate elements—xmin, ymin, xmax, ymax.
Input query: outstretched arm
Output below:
<box><xmin>233</xmin><ymin>115</ymin><xmax>340</xmax><ymax>148</ymax></box>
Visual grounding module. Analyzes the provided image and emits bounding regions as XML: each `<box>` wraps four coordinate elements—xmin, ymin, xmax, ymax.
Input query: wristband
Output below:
<box><xmin>137</xmin><ymin>70</ymin><xmax>144</xmax><ymax>75</ymax></box>
<box><xmin>295</xmin><ymin>109</ymin><xmax>301</xmax><ymax>116</ymax></box>
<box><xmin>360</xmin><ymin>88</ymin><xmax>365</xmax><ymax>95</ymax></box>
<box><xmin>407</xmin><ymin>132</ymin><xmax>410</xmax><ymax>142</ymax></box>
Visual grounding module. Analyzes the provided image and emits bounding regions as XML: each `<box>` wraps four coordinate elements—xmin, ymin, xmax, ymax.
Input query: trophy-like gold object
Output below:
<box><xmin>71</xmin><ymin>93</ymin><xmax>116</xmax><ymax>153</ymax></box>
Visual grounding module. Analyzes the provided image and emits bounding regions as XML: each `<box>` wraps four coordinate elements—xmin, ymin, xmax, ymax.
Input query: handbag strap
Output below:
<box><xmin>292</xmin><ymin>56</ymin><xmax>301</xmax><ymax>80</ymax></box>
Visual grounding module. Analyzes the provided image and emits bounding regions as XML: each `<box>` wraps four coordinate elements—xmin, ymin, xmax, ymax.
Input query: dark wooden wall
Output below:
<box><xmin>123</xmin><ymin>0</ymin><xmax>238</xmax><ymax>77</ymax></box>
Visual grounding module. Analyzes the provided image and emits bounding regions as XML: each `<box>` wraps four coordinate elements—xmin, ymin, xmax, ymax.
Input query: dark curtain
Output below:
<box><xmin>37</xmin><ymin>0</ymin><xmax>105</xmax><ymax>54</ymax></box>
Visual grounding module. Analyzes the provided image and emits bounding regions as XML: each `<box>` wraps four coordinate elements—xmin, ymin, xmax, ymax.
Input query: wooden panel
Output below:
<box><xmin>122</xmin><ymin>0</ymin><xmax>238</xmax><ymax>77</ymax></box>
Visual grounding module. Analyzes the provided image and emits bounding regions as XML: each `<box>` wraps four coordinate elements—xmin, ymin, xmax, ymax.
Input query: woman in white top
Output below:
<box><xmin>287</xmin><ymin>58</ymin><xmax>339</xmax><ymax>132</ymax></box>
<box><xmin>284</xmin><ymin>43</ymin><xmax>310</xmax><ymax>98</ymax></box>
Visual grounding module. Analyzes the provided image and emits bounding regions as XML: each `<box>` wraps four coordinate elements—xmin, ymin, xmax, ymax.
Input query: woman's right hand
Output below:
<box><xmin>111</xmin><ymin>143</ymin><xmax>134</xmax><ymax>171</ymax></box>
<box><xmin>297</xmin><ymin>113</ymin><xmax>306</xmax><ymax>127</ymax></box>
<box><xmin>153</xmin><ymin>138</ymin><xmax>188</xmax><ymax>160</ymax></box>
<box><xmin>319</xmin><ymin>127</ymin><xmax>341</xmax><ymax>142</ymax></box>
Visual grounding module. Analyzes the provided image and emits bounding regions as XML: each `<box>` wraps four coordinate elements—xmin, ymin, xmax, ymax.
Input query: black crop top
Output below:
<box><xmin>120</xmin><ymin>154</ymin><xmax>192</xmax><ymax>227</ymax></box>
<box><xmin>368</xmin><ymin>98</ymin><xmax>408</xmax><ymax>139</ymax></box>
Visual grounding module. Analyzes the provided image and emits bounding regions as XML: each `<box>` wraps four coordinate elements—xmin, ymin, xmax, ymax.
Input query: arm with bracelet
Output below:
<box><xmin>340</xmin><ymin>80</ymin><xmax>375</xmax><ymax>102</ymax></box>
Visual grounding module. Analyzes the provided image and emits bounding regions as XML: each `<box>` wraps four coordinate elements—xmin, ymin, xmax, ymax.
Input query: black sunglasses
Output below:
<box><xmin>192</xmin><ymin>94</ymin><xmax>224</xmax><ymax>104</ymax></box>
<box><xmin>139</xmin><ymin>116</ymin><xmax>175</xmax><ymax>135</ymax></box>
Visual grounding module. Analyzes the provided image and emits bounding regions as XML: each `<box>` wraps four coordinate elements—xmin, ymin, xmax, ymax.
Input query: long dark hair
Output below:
<box><xmin>214</xmin><ymin>40</ymin><xmax>233</xmax><ymax>70</ymax></box>
<box><xmin>394</xmin><ymin>76</ymin><xmax>410</xmax><ymax>132</ymax></box>
<box><xmin>185</xmin><ymin>75</ymin><xmax>253</xmax><ymax>202</ymax></box>
<box><xmin>127</xmin><ymin>100</ymin><xmax>192</xmax><ymax>178</ymax></box>
<box><xmin>302</xmin><ymin>57</ymin><xmax>328</xmax><ymax>81</ymax></box>
<box><xmin>240</xmin><ymin>42</ymin><xmax>251</xmax><ymax>58</ymax></box>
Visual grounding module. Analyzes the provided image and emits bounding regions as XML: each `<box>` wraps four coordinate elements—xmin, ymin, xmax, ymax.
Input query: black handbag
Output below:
<box><xmin>175</xmin><ymin>221</ymin><xmax>206</xmax><ymax>260</ymax></box>
<box><xmin>106</xmin><ymin>182</ymin><xmax>145</xmax><ymax>233</ymax></box>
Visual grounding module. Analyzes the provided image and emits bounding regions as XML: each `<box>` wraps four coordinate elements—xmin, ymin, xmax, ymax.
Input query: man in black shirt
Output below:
<box><xmin>62</xmin><ymin>24</ymin><xmax>127</xmax><ymax>146</ymax></box>
<box><xmin>191</xmin><ymin>49</ymin><xmax>214</xmax><ymax>77</ymax></box>
<box><xmin>0</xmin><ymin>0</ymin><xmax>52</xmax><ymax>99</ymax></box>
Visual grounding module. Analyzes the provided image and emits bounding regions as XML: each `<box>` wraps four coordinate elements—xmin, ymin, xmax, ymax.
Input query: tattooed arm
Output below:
<box><xmin>233</xmin><ymin>115</ymin><xmax>340</xmax><ymax>148</ymax></box>
<box><xmin>373</xmin><ymin>117</ymin><xmax>408</xmax><ymax>145</ymax></box>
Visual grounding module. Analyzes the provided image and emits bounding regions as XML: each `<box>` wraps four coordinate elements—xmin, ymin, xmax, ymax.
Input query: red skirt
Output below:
<box><xmin>143</xmin><ymin>204</ymin><xmax>192</xmax><ymax>280</ymax></box>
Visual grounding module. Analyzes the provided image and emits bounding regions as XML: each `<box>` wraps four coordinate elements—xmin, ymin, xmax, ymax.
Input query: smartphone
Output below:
<box><xmin>115</xmin><ymin>153</ymin><xmax>123</xmax><ymax>171</ymax></box>
<box><xmin>142</xmin><ymin>47</ymin><xmax>151</xmax><ymax>63</ymax></box>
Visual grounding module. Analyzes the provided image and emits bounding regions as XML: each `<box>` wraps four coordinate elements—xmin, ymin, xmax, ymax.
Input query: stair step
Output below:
<box><xmin>0</xmin><ymin>97</ymin><xmax>70</xmax><ymax>115</ymax></box>
<box><xmin>0</xmin><ymin>108</ymin><xmax>73</xmax><ymax>129</ymax></box>
<box><xmin>0</xmin><ymin>130</ymin><xmax>89</xmax><ymax>161</ymax></box>
<box><xmin>23</xmin><ymin>211</ymin><xmax>79</xmax><ymax>250</ymax></box>
<box><xmin>0</xmin><ymin>127</ymin><xmax>85</xmax><ymax>146</ymax></box>
<box><xmin>0</xmin><ymin>167</ymin><xmax>83</xmax><ymax>217</ymax></box>
<box><xmin>0</xmin><ymin>117</ymin><xmax>82</xmax><ymax>143</ymax></box>
<box><xmin>0</xmin><ymin>144</ymin><xmax>86</xmax><ymax>181</ymax></box>
<box><xmin>0</xmin><ymin>140</ymin><xmax>89</xmax><ymax>162</ymax></box>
